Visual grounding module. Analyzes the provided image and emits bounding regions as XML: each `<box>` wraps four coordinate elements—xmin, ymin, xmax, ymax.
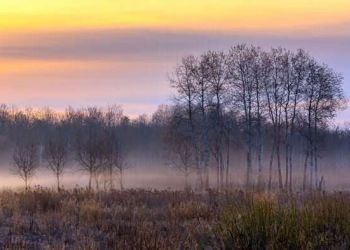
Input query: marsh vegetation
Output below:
<box><xmin>0</xmin><ymin>188</ymin><xmax>348</xmax><ymax>249</ymax></box>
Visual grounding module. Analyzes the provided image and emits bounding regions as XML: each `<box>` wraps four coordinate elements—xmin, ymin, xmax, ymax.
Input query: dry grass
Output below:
<box><xmin>0</xmin><ymin>188</ymin><xmax>348</xmax><ymax>249</ymax></box>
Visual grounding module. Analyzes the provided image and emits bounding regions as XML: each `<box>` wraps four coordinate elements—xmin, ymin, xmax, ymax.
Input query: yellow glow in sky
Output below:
<box><xmin>0</xmin><ymin>0</ymin><xmax>349</xmax><ymax>117</ymax></box>
<box><xmin>0</xmin><ymin>0</ymin><xmax>349</xmax><ymax>32</ymax></box>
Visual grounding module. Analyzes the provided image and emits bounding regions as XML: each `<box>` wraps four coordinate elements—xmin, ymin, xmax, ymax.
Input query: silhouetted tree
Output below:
<box><xmin>164</xmin><ymin>106</ymin><xmax>195</xmax><ymax>190</ymax></box>
<box><xmin>44</xmin><ymin>125</ymin><xmax>69</xmax><ymax>191</ymax></box>
<box><xmin>13</xmin><ymin>140</ymin><xmax>39</xmax><ymax>191</ymax></box>
<box><xmin>302</xmin><ymin>60</ymin><xmax>344</xmax><ymax>190</ymax></box>
<box><xmin>75</xmin><ymin>107</ymin><xmax>105</xmax><ymax>190</ymax></box>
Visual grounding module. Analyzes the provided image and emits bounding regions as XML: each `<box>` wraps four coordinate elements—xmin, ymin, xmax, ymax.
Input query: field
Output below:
<box><xmin>0</xmin><ymin>188</ymin><xmax>348</xmax><ymax>249</ymax></box>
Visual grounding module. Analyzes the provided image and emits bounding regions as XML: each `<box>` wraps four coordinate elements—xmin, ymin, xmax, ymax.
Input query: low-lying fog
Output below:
<box><xmin>0</xmin><ymin>165</ymin><xmax>349</xmax><ymax>191</ymax></box>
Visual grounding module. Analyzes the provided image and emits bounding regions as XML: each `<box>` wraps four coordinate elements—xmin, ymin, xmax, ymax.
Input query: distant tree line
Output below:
<box><xmin>0</xmin><ymin>105</ymin><xmax>130</xmax><ymax>191</ymax></box>
<box><xmin>0</xmin><ymin>44</ymin><xmax>348</xmax><ymax>192</ymax></box>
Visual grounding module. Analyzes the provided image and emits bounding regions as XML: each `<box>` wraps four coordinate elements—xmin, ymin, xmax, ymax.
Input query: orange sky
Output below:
<box><xmin>0</xmin><ymin>0</ymin><xmax>349</xmax><ymax>118</ymax></box>
<box><xmin>1</xmin><ymin>0</ymin><xmax>350</xmax><ymax>32</ymax></box>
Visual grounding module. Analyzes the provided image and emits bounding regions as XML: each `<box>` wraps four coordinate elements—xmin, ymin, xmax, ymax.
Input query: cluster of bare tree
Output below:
<box><xmin>0</xmin><ymin>101</ymin><xmax>348</xmax><ymax>191</ymax></box>
<box><xmin>0</xmin><ymin>44</ymin><xmax>347</xmax><ymax>192</ymax></box>
<box><xmin>73</xmin><ymin>106</ymin><xmax>127</xmax><ymax>191</ymax></box>
<box><xmin>0</xmin><ymin>106</ymin><xmax>128</xmax><ymax>191</ymax></box>
<box><xmin>167</xmin><ymin>44</ymin><xmax>345</xmax><ymax>191</ymax></box>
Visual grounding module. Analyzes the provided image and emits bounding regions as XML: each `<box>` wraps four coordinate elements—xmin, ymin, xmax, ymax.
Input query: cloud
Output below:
<box><xmin>0</xmin><ymin>29</ymin><xmax>220</xmax><ymax>60</ymax></box>
<box><xmin>0</xmin><ymin>28</ymin><xmax>349</xmax><ymax>118</ymax></box>
<box><xmin>1</xmin><ymin>28</ymin><xmax>349</xmax><ymax>91</ymax></box>
<box><xmin>1</xmin><ymin>28</ymin><xmax>349</xmax><ymax>61</ymax></box>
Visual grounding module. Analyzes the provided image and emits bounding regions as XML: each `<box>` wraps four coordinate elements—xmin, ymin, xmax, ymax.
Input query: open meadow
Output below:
<box><xmin>0</xmin><ymin>188</ymin><xmax>348</xmax><ymax>249</ymax></box>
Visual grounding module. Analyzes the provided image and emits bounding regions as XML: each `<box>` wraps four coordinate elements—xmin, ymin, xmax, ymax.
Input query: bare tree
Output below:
<box><xmin>251</xmin><ymin>47</ymin><xmax>266</xmax><ymax>189</ymax></box>
<box><xmin>102</xmin><ymin>128</ymin><xmax>128</xmax><ymax>190</ymax></box>
<box><xmin>75</xmin><ymin>107</ymin><xmax>105</xmax><ymax>190</ymax></box>
<box><xmin>163</xmin><ymin>106</ymin><xmax>195</xmax><ymax>190</ymax></box>
<box><xmin>227</xmin><ymin>45</ymin><xmax>257</xmax><ymax>189</ymax></box>
<box><xmin>204</xmin><ymin>51</ymin><xmax>229</xmax><ymax>190</ymax></box>
<box><xmin>167</xmin><ymin>45</ymin><xmax>345</xmax><ymax>192</ymax></box>
<box><xmin>112</xmin><ymin>140</ymin><xmax>128</xmax><ymax>190</ymax></box>
<box><xmin>263</xmin><ymin>48</ymin><xmax>290</xmax><ymax>190</ymax></box>
<box><xmin>194</xmin><ymin>55</ymin><xmax>211</xmax><ymax>189</ymax></box>
<box><xmin>44</xmin><ymin>125</ymin><xmax>69</xmax><ymax>191</ymax></box>
<box><xmin>302</xmin><ymin>60</ymin><xmax>344</xmax><ymax>190</ymax></box>
<box><xmin>13</xmin><ymin>140</ymin><xmax>39</xmax><ymax>191</ymax></box>
<box><xmin>103</xmin><ymin>105</ymin><xmax>123</xmax><ymax>189</ymax></box>
<box><xmin>285</xmin><ymin>49</ymin><xmax>309</xmax><ymax>191</ymax></box>
<box><xmin>170</xmin><ymin>56</ymin><xmax>201</xmax><ymax>188</ymax></box>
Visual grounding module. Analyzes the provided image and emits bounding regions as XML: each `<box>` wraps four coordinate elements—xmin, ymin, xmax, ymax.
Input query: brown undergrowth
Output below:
<box><xmin>0</xmin><ymin>187</ymin><xmax>348</xmax><ymax>249</ymax></box>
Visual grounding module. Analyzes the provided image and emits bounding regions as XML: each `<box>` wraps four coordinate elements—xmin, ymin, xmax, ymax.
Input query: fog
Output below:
<box><xmin>0</xmin><ymin>164</ymin><xmax>348</xmax><ymax>191</ymax></box>
<box><xmin>0</xmin><ymin>45</ymin><xmax>349</xmax><ymax>193</ymax></box>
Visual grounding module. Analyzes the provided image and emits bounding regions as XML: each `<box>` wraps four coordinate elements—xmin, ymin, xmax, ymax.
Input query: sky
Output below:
<box><xmin>0</xmin><ymin>0</ymin><xmax>349</xmax><ymax>121</ymax></box>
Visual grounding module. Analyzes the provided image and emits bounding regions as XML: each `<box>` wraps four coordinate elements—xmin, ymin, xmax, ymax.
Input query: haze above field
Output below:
<box><xmin>0</xmin><ymin>0</ymin><xmax>349</xmax><ymax>121</ymax></box>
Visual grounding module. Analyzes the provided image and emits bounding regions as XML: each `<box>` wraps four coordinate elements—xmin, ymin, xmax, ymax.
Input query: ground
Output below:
<box><xmin>0</xmin><ymin>187</ymin><xmax>348</xmax><ymax>249</ymax></box>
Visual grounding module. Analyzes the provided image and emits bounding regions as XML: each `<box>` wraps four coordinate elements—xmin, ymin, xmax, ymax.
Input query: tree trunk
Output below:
<box><xmin>88</xmin><ymin>172</ymin><xmax>92</xmax><ymax>191</ymax></box>
<box><xmin>288</xmin><ymin>124</ymin><xmax>296</xmax><ymax>192</ymax></box>
<box><xmin>119</xmin><ymin>169</ymin><xmax>124</xmax><ymax>191</ymax></box>
<box><xmin>197</xmin><ymin>166</ymin><xmax>203</xmax><ymax>190</ymax></box>
<box><xmin>246</xmin><ymin>149</ymin><xmax>252</xmax><ymax>189</ymax></box>
<box><xmin>109</xmin><ymin>165</ymin><xmax>113</xmax><ymax>190</ymax></box>
<box><xmin>25</xmin><ymin>176</ymin><xmax>28</xmax><ymax>192</ymax></box>
<box><xmin>303</xmin><ymin>151</ymin><xmax>309</xmax><ymax>191</ymax></box>
<box><xmin>284</xmin><ymin>135</ymin><xmax>289</xmax><ymax>190</ymax></box>
<box><xmin>288</xmin><ymin>147</ymin><xmax>293</xmax><ymax>192</ymax></box>
<box><xmin>313</xmin><ymin>122</ymin><xmax>319</xmax><ymax>188</ymax></box>
<box><xmin>216</xmin><ymin>156</ymin><xmax>220</xmax><ymax>190</ymax></box>
<box><xmin>309</xmin><ymin>147</ymin><xmax>314</xmax><ymax>190</ymax></box>
<box><xmin>196</xmin><ymin>148</ymin><xmax>203</xmax><ymax>190</ymax></box>
<box><xmin>314</xmin><ymin>150</ymin><xmax>318</xmax><ymax>188</ymax></box>
<box><xmin>246</xmin><ymin>113</ymin><xmax>252</xmax><ymax>190</ymax></box>
<box><xmin>204</xmin><ymin>127</ymin><xmax>210</xmax><ymax>190</ymax></box>
<box><xmin>219</xmin><ymin>153</ymin><xmax>224</xmax><ymax>190</ymax></box>
<box><xmin>184</xmin><ymin>172</ymin><xmax>189</xmax><ymax>190</ymax></box>
<box><xmin>276</xmin><ymin>140</ymin><xmax>283</xmax><ymax>190</ymax></box>
<box><xmin>257</xmin><ymin>141</ymin><xmax>263</xmax><ymax>190</ymax></box>
<box><xmin>57</xmin><ymin>173</ymin><xmax>60</xmax><ymax>192</ymax></box>
<box><xmin>268</xmin><ymin>141</ymin><xmax>275</xmax><ymax>191</ymax></box>
<box><xmin>205</xmin><ymin>167</ymin><xmax>210</xmax><ymax>190</ymax></box>
<box><xmin>225</xmin><ymin>137</ymin><xmax>230</xmax><ymax>188</ymax></box>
